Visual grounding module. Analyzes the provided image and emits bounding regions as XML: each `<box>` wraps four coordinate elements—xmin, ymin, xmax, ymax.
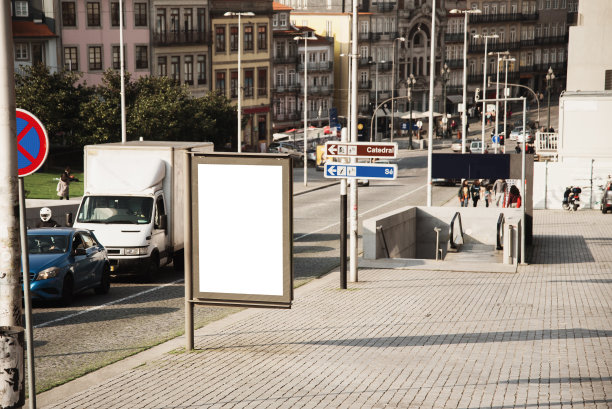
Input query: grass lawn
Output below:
<box><xmin>24</xmin><ymin>170</ymin><xmax>84</xmax><ymax>199</ymax></box>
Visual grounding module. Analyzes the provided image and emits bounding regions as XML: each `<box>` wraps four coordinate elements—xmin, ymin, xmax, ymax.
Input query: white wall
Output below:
<box><xmin>533</xmin><ymin>159</ymin><xmax>612</xmax><ymax>209</ymax></box>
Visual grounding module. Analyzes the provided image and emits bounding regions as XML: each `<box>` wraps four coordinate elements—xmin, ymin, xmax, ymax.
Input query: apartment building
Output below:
<box><xmin>210</xmin><ymin>0</ymin><xmax>273</xmax><ymax>150</ymax></box>
<box><xmin>59</xmin><ymin>0</ymin><xmax>151</xmax><ymax>84</ymax></box>
<box><xmin>12</xmin><ymin>0</ymin><xmax>60</xmax><ymax>74</ymax></box>
<box><xmin>152</xmin><ymin>1</ymin><xmax>211</xmax><ymax>96</ymax></box>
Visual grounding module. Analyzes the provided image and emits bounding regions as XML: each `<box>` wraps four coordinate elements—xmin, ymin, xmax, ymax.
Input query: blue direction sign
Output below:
<box><xmin>16</xmin><ymin>109</ymin><xmax>49</xmax><ymax>177</ymax></box>
<box><xmin>324</xmin><ymin>162</ymin><xmax>398</xmax><ymax>180</ymax></box>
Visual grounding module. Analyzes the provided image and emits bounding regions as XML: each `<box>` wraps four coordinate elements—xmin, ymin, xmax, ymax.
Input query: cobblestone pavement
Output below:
<box><xmin>40</xmin><ymin>210</ymin><xmax>611</xmax><ymax>408</ymax></box>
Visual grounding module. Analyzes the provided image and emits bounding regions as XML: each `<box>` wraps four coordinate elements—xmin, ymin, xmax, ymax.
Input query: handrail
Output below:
<box><xmin>496</xmin><ymin>213</ymin><xmax>505</xmax><ymax>250</ymax></box>
<box><xmin>449</xmin><ymin>212</ymin><xmax>464</xmax><ymax>250</ymax></box>
<box><xmin>376</xmin><ymin>226</ymin><xmax>390</xmax><ymax>258</ymax></box>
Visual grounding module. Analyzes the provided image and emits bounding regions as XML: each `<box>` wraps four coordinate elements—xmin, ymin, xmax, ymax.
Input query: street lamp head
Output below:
<box><xmin>398</xmin><ymin>37</ymin><xmax>406</xmax><ymax>42</ymax></box>
<box><xmin>468</xmin><ymin>9</ymin><xmax>482</xmax><ymax>14</ymax></box>
<box><xmin>224</xmin><ymin>11</ymin><xmax>255</xmax><ymax>16</ymax></box>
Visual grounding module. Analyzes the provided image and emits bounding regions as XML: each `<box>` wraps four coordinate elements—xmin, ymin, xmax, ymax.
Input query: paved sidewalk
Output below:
<box><xmin>35</xmin><ymin>209</ymin><xmax>612</xmax><ymax>408</ymax></box>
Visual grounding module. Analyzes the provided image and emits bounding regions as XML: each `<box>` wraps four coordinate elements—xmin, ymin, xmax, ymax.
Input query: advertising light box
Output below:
<box><xmin>190</xmin><ymin>154</ymin><xmax>293</xmax><ymax>308</ymax></box>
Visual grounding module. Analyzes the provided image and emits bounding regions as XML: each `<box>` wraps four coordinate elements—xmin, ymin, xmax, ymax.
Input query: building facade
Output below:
<box><xmin>151</xmin><ymin>0</ymin><xmax>211</xmax><ymax>97</ymax></box>
<box><xmin>58</xmin><ymin>0</ymin><xmax>151</xmax><ymax>84</ymax></box>
<box><xmin>210</xmin><ymin>0</ymin><xmax>273</xmax><ymax>151</ymax></box>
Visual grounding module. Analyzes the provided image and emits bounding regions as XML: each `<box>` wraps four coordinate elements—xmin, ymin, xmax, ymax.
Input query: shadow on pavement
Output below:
<box><xmin>530</xmin><ymin>235</ymin><xmax>595</xmax><ymax>264</ymax></box>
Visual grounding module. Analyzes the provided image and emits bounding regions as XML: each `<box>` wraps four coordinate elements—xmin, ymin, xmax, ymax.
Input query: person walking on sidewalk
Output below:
<box><xmin>493</xmin><ymin>178</ymin><xmax>507</xmax><ymax>207</ymax></box>
<box><xmin>470</xmin><ymin>179</ymin><xmax>481</xmax><ymax>207</ymax></box>
<box><xmin>458</xmin><ymin>181</ymin><xmax>470</xmax><ymax>207</ymax></box>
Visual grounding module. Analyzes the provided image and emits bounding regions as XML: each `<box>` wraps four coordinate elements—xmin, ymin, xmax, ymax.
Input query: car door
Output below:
<box><xmin>71</xmin><ymin>233</ymin><xmax>91</xmax><ymax>291</ymax></box>
<box><xmin>152</xmin><ymin>194</ymin><xmax>168</xmax><ymax>265</ymax></box>
<box><xmin>81</xmin><ymin>232</ymin><xmax>103</xmax><ymax>285</ymax></box>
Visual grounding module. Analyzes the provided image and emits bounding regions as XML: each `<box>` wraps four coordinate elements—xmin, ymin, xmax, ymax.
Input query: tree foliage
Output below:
<box><xmin>15</xmin><ymin>65</ymin><xmax>237</xmax><ymax>150</ymax></box>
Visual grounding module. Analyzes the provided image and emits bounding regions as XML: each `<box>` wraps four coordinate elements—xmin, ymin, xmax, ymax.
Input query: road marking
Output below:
<box><xmin>34</xmin><ymin>279</ymin><xmax>184</xmax><ymax>329</ymax></box>
<box><xmin>294</xmin><ymin>184</ymin><xmax>427</xmax><ymax>241</ymax></box>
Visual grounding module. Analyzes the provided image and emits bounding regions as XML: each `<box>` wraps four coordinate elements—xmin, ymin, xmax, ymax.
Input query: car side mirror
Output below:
<box><xmin>159</xmin><ymin>215</ymin><xmax>168</xmax><ymax>231</ymax></box>
<box><xmin>74</xmin><ymin>247</ymin><xmax>86</xmax><ymax>256</ymax></box>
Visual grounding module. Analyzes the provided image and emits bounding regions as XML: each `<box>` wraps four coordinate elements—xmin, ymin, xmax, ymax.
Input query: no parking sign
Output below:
<box><xmin>16</xmin><ymin>108</ymin><xmax>49</xmax><ymax>176</ymax></box>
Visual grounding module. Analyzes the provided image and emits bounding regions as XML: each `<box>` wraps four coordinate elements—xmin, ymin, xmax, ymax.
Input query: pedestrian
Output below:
<box><xmin>508</xmin><ymin>185</ymin><xmax>522</xmax><ymax>208</ymax></box>
<box><xmin>470</xmin><ymin>179</ymin><xmax>481</xmax><ymax>207</ymax></box>
<box><xmin>515</xmin><ymin>145</ymin><xmax>521</xmax><ymax>154</ymax></box>
<box><xmin>484</xmin><ymin>185</ymin><xmax>492</xmax><ymax>207</ymax></box>
<box><xmin>458</xmin><ymin>180</ymin><xmax>470</xmax><ymax>207</ymax></box>
<box><xmin>492</xmin><ymin>178</ymin><xmax>507</xmax><ymax>207</ymax></box>
<box><xmin>57</xmin><ymin>166</ymin><xmax>71</xmax><ymax>200</ymax></box>
<box><xmin>36</xmin><ymin>207</ymin><xmax>60</xmax><ymax>228</ymax></box>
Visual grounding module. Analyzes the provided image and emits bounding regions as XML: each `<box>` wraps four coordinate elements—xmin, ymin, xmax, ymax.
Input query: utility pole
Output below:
<box><xmin>0</xmin><ymin>1</ymin><xmax>26</xmax><ymax>407</ymax></box>
<box><xmin>349</xmin><ymin>0</ymin><xmax>358</xmax><ymax>282</ymax></box>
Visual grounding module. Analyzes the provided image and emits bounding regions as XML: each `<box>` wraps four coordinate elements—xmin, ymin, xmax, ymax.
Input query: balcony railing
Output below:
<box><xmin>273</xmin><ymin>55</ymin><xmax>298</xmax><ymax>65</ymax></box>
<box><xmin>358</xmin><ymin>57</ymin><xmax>371</xmax><ymax>67</ymax></box>
<box><xmin>378</xmin><ymin>61</ymin><xmax>392</xmax><ymax>71</ymax></box>
<box><xmin>444</xmin><ymin>32</ymin><xmax>465</xmax><ymax>43</ymax></box>
<box><xmin>298</xmin><ymin>61</ymin><xmax>333</xmax><ymax>72</ymax></box>
<box><xmin>445</xmin><ymin>59</ymin><xmax>463</xmax><ymax>69</ymax></box>
<box><xmin>468</xmin><ymin>41</ymin><xmax>520</xmax><ymax>54</ymax></box>
<box><xmin>309</xmin><ymin>85</ymin><xmax>333</xmax><ymax>96</ymax></box>
<box><xmin>376</xmin><ymin>2</ymin><xmax>395</xmax><ymax>12</ymax></box>
<box><xmin>153</xmin><ymin>30</ymin><xmax>208</xmax><ymax>46</ymax></box>
<box><xmin>358</xmin><ymin>80</ymin><xmax>372</xmax><ymax>90</ymax></box>
<box><xmin>273</xmin><ymin>84</ymin><xmax>300</xmax><ymax>93</ymax></box>
<box><xmin>358</xmin><ymin>106</ymin><xmax>371</xmax><ymax>115</ymax></box>
<box><xmin>469</xmin><ymin>12</ymin><xmax>538</xmax><ymax>24</ymax></box>
<box><xmin>535</xmin><ymin>34</ymin><xmax>569</xmax><ymax>45</ymax></box>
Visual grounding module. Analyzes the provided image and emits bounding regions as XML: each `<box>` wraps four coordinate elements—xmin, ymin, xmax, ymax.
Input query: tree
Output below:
<box><xmin>189</xmin><ymin>91</ymin><xmax>237</xmax><ymax>149</ymax></box>
<box><xmin>15</xmin><ymin>64</ymin><xmax>90</xmax><ymax>146</ymax></box>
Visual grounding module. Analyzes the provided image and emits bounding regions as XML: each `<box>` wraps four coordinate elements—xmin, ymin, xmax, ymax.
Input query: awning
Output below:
<box><xmin>447</xmin><ymin>95</ymin><xmax>463</xmax><ymax>104</ymax></box>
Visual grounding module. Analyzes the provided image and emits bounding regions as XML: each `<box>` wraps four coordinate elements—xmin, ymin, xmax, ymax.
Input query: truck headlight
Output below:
<box><xmin>125</xmin><ymin>247</ymin><xmax>148</xmax><ymax>255</ymax></box>
<box><xmin>36</xmin><ymin>267</ymin><xmax>60</xmax><ymax>280</ymax></box>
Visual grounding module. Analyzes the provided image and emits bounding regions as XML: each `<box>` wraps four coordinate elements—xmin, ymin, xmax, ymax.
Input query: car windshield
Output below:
<box><xmin>28</xmin><ymin>234</ymin><xmax>69</xmax><ymax>254</ymax></box>
<box><xmin>76</xmin><ymin>196</ymin><xmax>154</xmax><ymax>225</ymax></box>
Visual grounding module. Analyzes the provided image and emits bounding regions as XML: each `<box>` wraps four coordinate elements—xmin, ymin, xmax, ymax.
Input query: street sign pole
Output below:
<box><xmin>340</xmin><ymin>128</ymin><xmax>347</xmax><ymax>289</ymax></box>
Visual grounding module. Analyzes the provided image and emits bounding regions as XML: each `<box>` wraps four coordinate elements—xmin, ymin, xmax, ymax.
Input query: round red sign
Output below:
<box><xmin>16</xmin><ymin>109</ymin><xmax>49</xmax><ymax>177</ymax></box>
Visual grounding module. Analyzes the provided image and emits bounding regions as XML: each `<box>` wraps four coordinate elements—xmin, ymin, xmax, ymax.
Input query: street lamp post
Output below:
<box><xmin>225</xmin><ymin>11</ymin><xmax>255</xmax><ymax>153</ymax></box>
<box><xmin>441</xmin><ymin>63</ymin><xmax>450</xmax><ymax>138</ymax></box>
<box><xmin>473</xmin><ymin>33</ymin><xmax>498</xmax><ymax>153</ymax></box>
<box><xmin>407</xmin><ymin>73</ymin><xmax>416</xmax><ymax>149</ymax></box>
<box><xmin>489</xmin><ymin>50</ymin><xmax>509</xmax><ymax>153</ymax></box>
<box><xmin>546</xmin><ymin>67</ymin><xmax>555</xmax><ymax>130</ymax></box>
<box><xmin>391</xmin><ymin>36</ymin><xmax>406</xmax><ymax>142</ymax></box>
<box><xmin>369</xmin><ymin>60</ymin><xmax>386</xmax><ymax>142</ymax></box>
<box><xmin>502</xmin><ymin>56</ymin><xmax>515</xmax><ymax>154</ymax></box>
<box><xmin>450</xmin><ymin>8</ymin><xmax>481</xmax><ymax>154</ymax></box>
<box><xmin>295</xmin><ymin>33</ymin><xmax>315</xmax><ymax>186</ymax></box>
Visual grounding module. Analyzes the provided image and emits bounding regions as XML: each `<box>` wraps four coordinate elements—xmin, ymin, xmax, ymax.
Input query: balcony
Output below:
<box><xmin>358</xmin><ymin>57</ymin><xmax>371</xmax><ymax>67</ymax></box>
<box><xmin>567</xmin><ymin>11</ymin><xmax>577</xmax><ymax>24</ymax></box>
<box><xmin>273</xmin><ymin>84</ymin><xmax>300</xmax><ymax>93</ymax></box>
<box><xmin>376</xmin><ymin>2</ymin><xmax>395</xmax><ymax>12</ymax></box>
<box><xmin>152</xmin><ymin>30</ymin><xmax>208</xmax><ymax>46</ymax></box>
<box><xmin>273</xmin><ymin>55</ymin><xmax>298</xmax><ymax>65</ymax></box>
<box><xmin>298</xmin><ymin>61</ymin><xmax>333</xmax><ymax>72</ymax></box>
<box><xmin>444</xmin><ymin>32</ymin><xmax>465</xmax><ymax>43</ymax></box>
<box><xmin>469</xmin><ymin>12</ymin><xmax>538</xmax><ymax>24</ymax></box>
<box><xmin>534</xmin><ymin>34</ymin><xmax>569</xmax><ymax>46</ymax></box>
<box><xmin>445</xmin><ymin>59</ymin><xmax>463</xmax><ymax>69</ymax></box>
<box><xmin>468</xmin><ymin>41</ymin><xmax>520</xmax><ymax>54</ymax></box>
<box><xmin>378</xmin><ymin>61</ymin><xmax>392</xmax><ymax>71</ymax></box>
<box><xmin>309</xmin><ymin>85</ymin><xmax>333</xmax><ymax>96</ymax></box>
<box><xmin>358</xmin><ymin>106</ymin><xmax>371</xmax><ymax>115</ymax></box>
<box><xmin>358</xmin><ymin>80</ymin><xmax>372</xmax><ymax>90</ymax></box>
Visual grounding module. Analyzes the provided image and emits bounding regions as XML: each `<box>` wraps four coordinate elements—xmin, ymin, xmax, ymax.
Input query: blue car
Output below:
<box><xmin>25</xmin><ymin>228</ymin><xmax>111</xmax><ymax>305</ymax></box>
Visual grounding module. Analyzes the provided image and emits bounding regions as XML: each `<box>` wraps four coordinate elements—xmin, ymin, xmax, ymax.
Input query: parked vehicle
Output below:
<box><xmin>451</xmin><ymin>140</ymin><xmax>465</xmax><ymax>152</ymax></box>
<box><xmin>269</xmin><ymin>141</ymin><xmax>297</xmax><ymax>153</ymax></box>
<box><xmin>562</xmin><ymin>186</ymin><xmax>582</xmax><ymax>211</ymax></box>
<box><xmin>73</xmin><ymin>141</ymin><xmax>213</xmax><ymax>279</ymax></box>
<box><xmin>509</xmin><ymin>126</ymin><xmax>534</xmax><ymax>143</ymax></box>
<box><xmin>25</xmin><ymin>228</ymin><xmax>110</xmax><ymax>305</ymax></box>
<box><xmin>469</xmin><ymin>140</ymin><xmax>488</xmax><ymax>154</ymax></box>
<box><xmin>600</xmin><ymin>180</ymin><xmax>612</xmax><ymax>214</ymax></box>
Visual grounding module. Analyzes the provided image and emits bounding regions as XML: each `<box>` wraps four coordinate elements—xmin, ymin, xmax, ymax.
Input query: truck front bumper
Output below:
<box><xmin>108</xmin><ymin>256</ymin><xmax>150</xmax><ymax>274</ymax></box>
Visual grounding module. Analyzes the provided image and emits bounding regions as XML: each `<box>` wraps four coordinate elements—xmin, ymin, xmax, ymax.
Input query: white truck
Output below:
<box><xmin>73</xmin><ymin>141</ymin><xmax>213</xmax><ymax>278</ymax></box>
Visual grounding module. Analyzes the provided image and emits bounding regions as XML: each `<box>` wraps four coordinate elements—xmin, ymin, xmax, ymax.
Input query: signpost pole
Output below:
<box><xmin>0</xmin><ymin>2</ymin><xmax>25</xmax><ymax>405</ymax></box>
<box><xmin>340</xmin><ymin>128</ymin><xmax>348</xmax><ymax>289</ymax></box>
<box><xmin>349</xmin><ymin>0</ymin><xmax>358</xmax><ymax>283</ymax></box>
<box><xmin>19</xmin><ymin>177</ymin><xmax>36</xmax><ymax>409</ymax></box>
<box><xmin>184</xmin><ymin>152</ymin><xmax>194</xmax><ymax>351</ymax></box>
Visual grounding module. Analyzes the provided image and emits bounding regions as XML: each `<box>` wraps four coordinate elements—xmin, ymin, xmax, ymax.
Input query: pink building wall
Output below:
<box><xmin>60</xmin><ymin>0</ymin><xmax>150</xmax><ymax>86</ymax></box>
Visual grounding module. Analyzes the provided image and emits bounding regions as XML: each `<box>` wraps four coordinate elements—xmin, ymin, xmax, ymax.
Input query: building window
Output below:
<box><xmin>112</xmin><ymin>45</ymin><xmax>122</xmax><ymax>69</ymax></box>
<box><xmin>134</xmin><ymin>3</ymin><xmax>147</xmax><ymax>26</ymax></box>
<box><xmin>230</xmin><ymin>70</ymin><xmax>238</xmax><ymax>98</ymax></box>
<box><xmin>280</xmin><ymin>13</ymin><xmax>287</xmax><ymax>27</ymax></box>
<box><xmin>605</xmin><ymin>70</ymin><xmax>612</xmax><ymax>91</ymax></box>
<box><xmin>272</xmin><ymin>14</ymin><xmax>278</xmax><ymax>27</ymax></box>
<box><xmin>230</xmin><ymin>26</ymin><xmax>238</xmax><ymax>51</ymax></box>
<box><xmin>216</xmin><ymin>71</ymin><xmax>226</xmax><ymax>95</ymax></box>
<box><xmin>197</xmin><ymin>9</ymin><xmax>206</xmax><ymax>34</ymax></box>
<box><xmin>258</xmin><ymin>68</ymin><xmax>267</xmax><ymax>97</ymax></box>
<box><xmin>258</xmin><ymin>25</ymin><xmax>267</xmax><ymax>50</ymax></box>
<box><xmin>15</xmin><ymin>1</ymin><xmax>28</xmax><ymax>17</ymax></box>
<box><xmin>258</xmin><ymin>115</ymin><xmax>266</xmax><ymax>140</ymax></box>
<box><xmin>88</xmin><ymin>46</ymin><xmax>102</xmax><ymax>70</ymax></box>
<box><xmin>62</xmin><ymin>2</ymin><xmax>76</xmax><ymax>26</ymax></box>
<box><xmin>64</xmin><ymin>47</ymin><xmax>78</xmax><ymax>71</ymax></box>
<box><xmin>87</xmin><ymin>2</ymin><xmax>101</xmax><ymax>26</ymax></box>
<box><xmin>288</xmin><ymin>70</ymin><xmax>295</xmax><ymax>86</ymax></box>
<box><xmin>156</xmin><ymin>8</ymin><xmax>166</xmax><ymax>34</ymax></box>
<box><xmin>197</xmin><ymin>55</ymin><xmax>206</xmax><ymax>84</ymax></box>
<box><xmin>276</xmin><ymin>71</ymin><xmax>285</xmax><ymax>86</ymax></box>
<box><xmin>244</xmin><ymin>26</ymin><xmax>254</xmax><ymax>51</ymax></box>
<box><xmin>111</xmin><ymin>2</ymin><xmax>124</xmax><ymax>27</ymax></box>
<box><xmin>158</xmin><ymin>56</ymin><xmax>167</xmax><ymax>76</ymax></box>
<box><xmin>15</xmin><ymin>43</ymin><xmax>28</xmax><ymax>60</ymax></box>
<box><xmin>170</xmin><ymin>8</ymin><xmax>179</xmax><ymax>33</ymax></box>
<box><xmin>244</xmin><ymin>69</ymin><xmax>254</xmax><ymax>97</ymax></box>
<box><xmin>171</xmin><ymin>56</ymin><xmax>180</xmax><ymax>82</ymax></box>
<box><xmin>184</xmin><ymin>56</ymin><xmax>193</xmax><ymax>85</ymax></box>
<box><xmin>216</xmin><ymin>26</ymin><xmax>226</xmax><ymax>52</ymax></box>
<box><xmin>136</xmin><ymin>46</ymin><xmax>148</xmax><ymax>69</ymax></box>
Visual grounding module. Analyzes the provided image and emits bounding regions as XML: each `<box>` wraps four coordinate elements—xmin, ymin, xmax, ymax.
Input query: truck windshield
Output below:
<box><xmin>77</xmin><ymin>196</ymin><xmax>154</xmax><ymax>225</ymax></box>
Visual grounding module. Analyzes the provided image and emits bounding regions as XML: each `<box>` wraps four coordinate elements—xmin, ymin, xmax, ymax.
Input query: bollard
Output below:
<box><xmin>65</xmin><ymin>212</ymin><xmax>73</xmax><ymax>227</ymax></box>
<box><xmin>434</xmin><ymin>227</ymin><xmax>442</xmax><ymax>260</ymax></box>
<box><xmin>0</xmin><ymin>326</ymin><xmax>25</xmax><ymax>409</ymax></box>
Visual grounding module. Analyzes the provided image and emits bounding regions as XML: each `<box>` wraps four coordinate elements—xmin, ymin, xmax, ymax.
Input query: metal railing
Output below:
<box><xmin>449</xmin><ymin>211</ymin><xmax>464</xmax><ymax>250</ymax></box>
<box><xmin>152</xmin><ymin>30</ymin><xmax>208</xmax><ymax>46</ymax></box>
<box><xmin>496</xmin><ymin>213</ymin><xmax>505</xmax><ymax>250</ymax></box>
<box><xmin>444</xmin><ymin>33</ymin><xmax>465</xmax><ymax>43</ymax></box>
<box><xmin>535</xmin><ymin>131</ymin><xmax>558</xmax><ymax>159</ymax></box>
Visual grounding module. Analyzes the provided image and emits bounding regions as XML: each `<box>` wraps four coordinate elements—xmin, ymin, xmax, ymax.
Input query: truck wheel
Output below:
<box><xmin>143</xmin><ymin>253</ymin><xmax>159</xmax><ymax>282</ymax></box>
<box><xmin>60</xmin><ymin>274</ymin><xmax>74</xmax><ymax>306</ymax></box>
<box><xmin>173</xmin><ymin>250</ymin><xmax>184</xmax><ymax>272</ymax></box>
<box><xmin>603</xmin><ymin>206</ymin><xmax>608</xmax><ymax>214</ymax></box>
<box><xmin>95</xmin><ymin>265</ymin><xmax>111</xmax><ymax>295</ymax></box>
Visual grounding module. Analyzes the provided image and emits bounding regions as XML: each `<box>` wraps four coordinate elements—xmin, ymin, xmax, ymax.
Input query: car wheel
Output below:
<box><xmin>60</xmin><ymin>274</ymin><xmax>74</xmax><ymax>306</ymax></box>
<box><xmin>94</xmin><ymin>264</ymin><xmax>111</xmax><ymax>295</ymax></box>
<box><xmin>142</xmin><ymin>252</ymin><xmax>160</xmax><ymax>282</ymax></box>
<box><xmin>602</xmin><ymin>205</ymin><xmax>608</xmax><ymax>214</ymax></box>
